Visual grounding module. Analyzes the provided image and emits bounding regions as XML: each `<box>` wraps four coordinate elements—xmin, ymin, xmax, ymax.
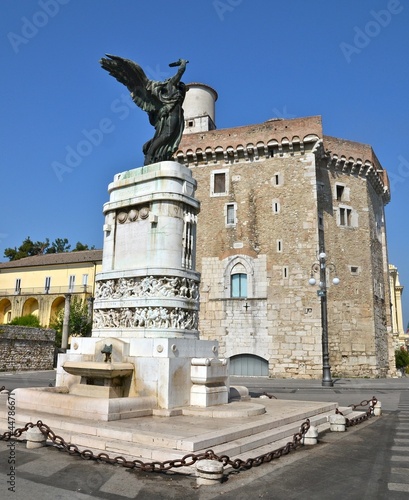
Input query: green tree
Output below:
<box><xmin>50</xmin><ymin>297</ymin><xmax>92</xmax><ymax>346</ymax></box>
<box><xmin>72</xmin><ymin>241</ymin><xmax>95</xmax><ymax>252</ymax></box>
<box><xmin>395</xmin><ymin>348</ymin><xmax>409</xmax><ymax>370</ymax></box>
<box><xmin>9</xmin><ymin>314</ymin><xmax>42</xmax><ymax>327</ymax></box>
<box><xmin>4</xmin><ymin>236</ymin><xmax>50</xmax><ymax>261</ymax></box>
<box><xmin>4</xmin><ymin>237</ymin><xmax>95</xmax><ymax>261</ymax></box>
<box><xmin>46</xmin><ymin>238</ymin><xmax>71</xmax><ymax>254</ymax></box>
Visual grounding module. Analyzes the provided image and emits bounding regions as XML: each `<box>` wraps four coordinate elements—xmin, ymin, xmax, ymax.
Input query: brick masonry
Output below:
<box><xmin>0</xmin><ymin>325</ymin><xmax>56</xmax><ymax>372</ymax></box>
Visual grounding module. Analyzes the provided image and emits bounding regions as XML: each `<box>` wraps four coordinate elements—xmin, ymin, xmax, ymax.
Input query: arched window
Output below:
<box><xmin>224</xmin><ymin>257</ymin><xmax>254</xmax><ymax>299</ymax></box>
<box><xmin>230</xmin><ymin>263</ymin><xmax>247</xmax><ymax>298</ymax></box>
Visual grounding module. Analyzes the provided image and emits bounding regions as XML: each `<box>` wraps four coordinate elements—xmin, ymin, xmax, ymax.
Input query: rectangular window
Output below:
<box><xmin>226</xmin><ymin>203</ymin><xmax>236</xmax><ymax>226</ymax></box>
<box><xmin>347</xmin><ymin>209</ymin><xmax>352</xmax><ymax>226</ymax></box>
<box><xmin>231</xmin><ymin>273</ymin><xmax>247</xmax><ymax>298</ymax></box>
<box><xmin>339</xmin><ymin>207</ymin><xmax>352</xmax><ymax>227</ymax></box>
<box><xmin>340</xmin><ymin>208</ymin><xmax>345</xmax><ymax>226</ymax></box>
<box><xmin>211</xmin><ymin>169</ymin><xmax>229</xmax><ymax>196</ymax></box>
<box><xmin>15</xmin><ymin>278</ymin><xmax>21</xmax><ymax>293</ymax></box>
<box><xmin>82</xmin><ymin>274</ymin><xmax>88</xmax><ymax>286</ymax></box>
<box><xmin>336</xmin><ymin>185</ymin><xmax>345</xmax><ymax>201</ymax></box>
<box><xmin>68</xmin><ymin>275</ymin><xmax>75</xmax><ymax>292</ymax></box>
<box><xmin>283</xmin><ymin>266</ymin><xmax>288</xmax><ymax>279</ymax></box>
<box><xmin>277</xmin><ymin>240</ymin><xmax>282</xmax><ymax>252</ymax></box>
<box><xmin>214</xmin><ymin>173</ymin><xmax>226</xmax><ymax>193</ymax></box>
<box><xmin>45</xmin><ymin>276</ymin><xmax>51</xmax><ymax>292</ymax></box>
<box><xmin>272</xmin><ymin>200</ymin><xmax>280</xmax><ymax>214</ymax></box>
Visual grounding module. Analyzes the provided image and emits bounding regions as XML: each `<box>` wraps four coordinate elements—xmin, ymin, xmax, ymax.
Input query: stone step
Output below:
<box><xmin>34</xmin><ymin>407</ymin><xmax>370</xmax><ymax>474</ymax></box>
<box><xmin>227</xmin><ymin>409</ymin><xmax>369</xmax><ymax>463</ymax></box>
<box><xmin>0</xmin><ymin>399</ymin><xmax>372</xmax><ymax>474</ymax></box>
<box><xmin>3</xmin><ymin>400</ymin><xmax>339</xmax><ymax>453</ymax></box>
<box><xmin>203</xmin><ymin>406</ymin><xmax>364</xmax><ymax>458</ymax></box>
<box><xmin>1</xmin><ymin>405</ymin><xmax>367</xmax><ymax>461</ymax></box>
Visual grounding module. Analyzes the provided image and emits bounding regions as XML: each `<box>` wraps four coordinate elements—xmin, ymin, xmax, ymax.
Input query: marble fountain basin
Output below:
<box><xmin>62</xmin><ymin>361</ymin><xmax>134</xmax><ymax>379</ymax></box>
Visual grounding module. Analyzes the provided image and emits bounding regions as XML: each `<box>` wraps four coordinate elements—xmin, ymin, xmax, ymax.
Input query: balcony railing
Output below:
<box><xmin>0</xmin><ymin>285</ymin><xmax>92</xmax><ymax>296</ymax></box>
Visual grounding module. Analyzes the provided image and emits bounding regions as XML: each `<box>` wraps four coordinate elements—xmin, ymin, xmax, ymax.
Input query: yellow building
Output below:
<box><xmin>389</xmin><ymin>264</ymin><xmax>406</xmax><ymax>347</ymax></box>
<box><xmin>0</xmin><ymin>250</ymin><xmax>102</xmax><ymax>327</ymax></box>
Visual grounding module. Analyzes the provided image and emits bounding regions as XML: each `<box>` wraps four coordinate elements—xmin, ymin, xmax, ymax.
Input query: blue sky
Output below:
<box><xmin>1</xmin><ymin>0</ymin><xmax>408</xmax><ymax>325</ymax></box>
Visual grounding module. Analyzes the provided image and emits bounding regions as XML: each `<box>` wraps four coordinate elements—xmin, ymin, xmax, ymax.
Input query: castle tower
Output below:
<box><xmin>177</xmin><ymin>85</ymin><xmax>394</xmax><ymax>379</ymax></box>
<box><xmin>183</xmin><ymin>83</ymin><xmax>218</xmax><ymax>134</ymax></box>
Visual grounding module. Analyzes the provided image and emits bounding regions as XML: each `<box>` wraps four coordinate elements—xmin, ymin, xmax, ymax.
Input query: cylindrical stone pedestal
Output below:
<box><xmin>302</xmin><ymin>424</ymin><xmax>319</xmax><ymax>445</ymax></box>
<box><xmin>374</xmin><ymin>401</ymin><xmax>382</xmax><ymax>416</ymax></box>
<box><xmin>329</xmin><ymin>414</ymin><xmax>346</xmax><ymax>432</ymax></box>
<box><xmin>196</xmin><ymin>459</ymin><xmax>224</xmax><ymax>485</ymax></box>
<box><xmin>26</xmin><ymin>427</ymin><xmax>46</xmax><ymax>449</ymax></box>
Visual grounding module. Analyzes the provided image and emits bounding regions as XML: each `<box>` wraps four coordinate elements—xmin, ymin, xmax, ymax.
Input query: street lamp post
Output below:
<box><xmin>309</xmin><ymin>251</ymin><xmax>340</xmax><ymax>387</ymax></box>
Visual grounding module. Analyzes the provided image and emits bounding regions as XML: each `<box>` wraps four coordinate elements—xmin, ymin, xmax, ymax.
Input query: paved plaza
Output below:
<box><xmin>1</xmin><ymin>372</ymin><xmax>409</xmax><ymax>499</ymax></box>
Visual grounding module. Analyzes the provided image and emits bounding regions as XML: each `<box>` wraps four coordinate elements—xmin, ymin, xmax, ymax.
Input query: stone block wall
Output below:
<box><xmin>0</xmin><ymin>325</ymin><xmax>56</xmax><ymax>372</ymax></box>
<box><xmin>177</xmin><ymin>115</ymin><xmax>393</xmax><ymax>379</ymax></box>
<box><xmin>193</xmin><ymin>149</ymin><xmax>323</xmax><ymax>379</ymax></box>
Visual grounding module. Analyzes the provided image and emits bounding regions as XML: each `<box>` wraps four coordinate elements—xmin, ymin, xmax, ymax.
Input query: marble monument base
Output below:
<box><xmin>52</xmin><ymin>335</ymin><xmax>229</xmax><ymax>419</ymax></box>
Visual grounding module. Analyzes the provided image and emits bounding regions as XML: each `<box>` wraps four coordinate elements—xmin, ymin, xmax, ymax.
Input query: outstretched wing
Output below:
<box><xmin>99</xmin><ymin>54</ymin><xmax>158</xmax><ymax>113</ymax></box>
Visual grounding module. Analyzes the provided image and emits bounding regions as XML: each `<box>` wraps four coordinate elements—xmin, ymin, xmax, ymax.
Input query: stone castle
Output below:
<box><xmin>176</xmin><ymin>83</ymin><xmax>394</xmax><ymax>379</ymax></box>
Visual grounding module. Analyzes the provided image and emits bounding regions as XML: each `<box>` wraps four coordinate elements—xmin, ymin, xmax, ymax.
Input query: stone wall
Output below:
<box><xmin>192</xmin><ymin>149</ymin><xmax>324</xmax><ymax>379</ymax></box>
<box><xmin>0</xmin><ymin>325</ymin><xmax>56</xmax><ymax>372</ymax></box>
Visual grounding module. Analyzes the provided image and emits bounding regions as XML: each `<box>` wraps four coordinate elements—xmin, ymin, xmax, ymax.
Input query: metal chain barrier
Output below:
<box><xmin>0</xmin><ymin>395</ymin><xmax>378</xmax><ymax>473</ymax></box>
<box><xmin>0</xmin><ymin>418</ymin><xmax>310</xmax><ymax>473</ymax></box>
<box><xmin>335</xmin><ymin>396</ymin><xmax>378</xmax><ymax>427</ymax></box>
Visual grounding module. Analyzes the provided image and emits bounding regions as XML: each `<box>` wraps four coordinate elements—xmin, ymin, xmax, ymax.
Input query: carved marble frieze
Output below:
<box><xmin>95</xmin><ymin>276</ymin><xmax>199</xmax><ymax>301</ymax></box>
<box><xmin>93</xmin><ymin>306</ymin><xmax>198</xmax><ymax>330</ymax></box>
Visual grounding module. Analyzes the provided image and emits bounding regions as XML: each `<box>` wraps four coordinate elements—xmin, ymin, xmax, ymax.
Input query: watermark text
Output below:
<box><xmin>8</xmin><ymin>0</ymin><xmax>70</xmax><ymax>54</ymax></box>
<box><xmin>213</xmin><ymin>0</ymin><xmax>244</xmax><ymax>21</ymax></box>
<box><xmin>7</xmin><ymin>394</ymin><xmax>16</xmax><ymax>493</ymax></box>
<box><xmin>339</xmin><ymin>0</ymin><xmax>403</xmax><ymax>63</ymax></box>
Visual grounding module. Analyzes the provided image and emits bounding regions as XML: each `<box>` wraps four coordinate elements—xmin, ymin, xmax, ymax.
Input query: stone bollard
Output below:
<box><xmin>302</xmin><ymin>424</ymin><xmax>319</xmax><ymax>445</ymax></box>
<box><xmin>329</xmin><ymin>414</ymin><xmax>346</xmax><ymax>432</ymax></box>
<box><xmin>26</xmin><ymin>427</ymin><xmax>46</xmax><ymax>449</ymax></box>
<box><xmin>374</xmin><ymin>400</ymin><xmax>382</xmax><ymax>416</ymax></box>
<box><xmin>196</xmin><ymin>459</ymin><xmax>224</xmax><ymax>486</ymax></box>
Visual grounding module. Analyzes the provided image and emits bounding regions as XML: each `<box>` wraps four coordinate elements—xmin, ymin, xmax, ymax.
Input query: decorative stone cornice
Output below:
<box><xmin>176</xmin><ymin>133</ymin><xmax>321</xmax><ymax>167</ymax></box>
<box><xmin>176</xmin><ymin>117</ymin><xmax>390</xmax><ymax>205</ymax></box>
<box><xmin>310</xmin><ymin>136</ymin><xmax>390</xmax><ymax>204</ymax></box>
<box><xmin>177</xmin><ymin>115</ymin><xmax>323</xmax><ymax>166</ymax></box>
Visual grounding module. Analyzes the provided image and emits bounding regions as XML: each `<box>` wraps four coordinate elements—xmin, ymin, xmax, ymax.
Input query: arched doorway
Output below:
<box><xmin>22</xmin><ymin>297</ymin><xmax>39</xmax><ymax>317</ymax></box>
<box><xmin>230</xmin><ymin>354</ymin><xmax>269</xmax><ymax>376</ymax></box>
<box><xmin>0</xmin><ymin>299</ymin><xmax>12</xmax><ymax>324</ymax></box>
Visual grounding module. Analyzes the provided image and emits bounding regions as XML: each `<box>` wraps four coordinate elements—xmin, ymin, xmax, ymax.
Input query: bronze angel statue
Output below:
<box><xmin>100</xmin><ymin>55</ymin><xmax>188</xmax><ymax>165</ymax></box>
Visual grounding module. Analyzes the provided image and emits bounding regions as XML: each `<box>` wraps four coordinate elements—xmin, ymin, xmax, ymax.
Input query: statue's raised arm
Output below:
<box><xmin>100</xmin><ymin>55</ymin><xmax>189</xmax><ymax>165</ymax></box>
